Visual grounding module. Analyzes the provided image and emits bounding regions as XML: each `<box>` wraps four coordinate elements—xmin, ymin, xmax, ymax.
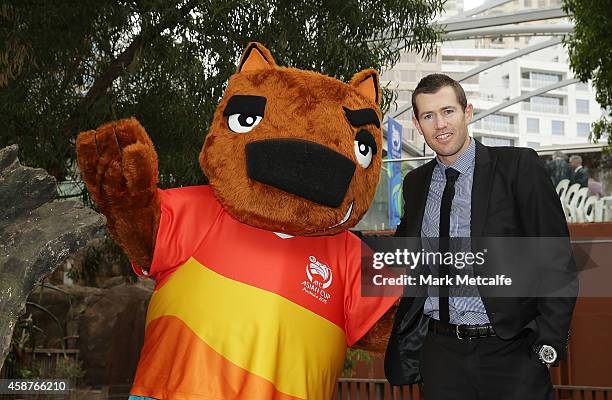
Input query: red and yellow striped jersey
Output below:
<box><xmin>130</xmin><ymin>186</ymin><xmax>397</xmax><ymax>399</ymax></box>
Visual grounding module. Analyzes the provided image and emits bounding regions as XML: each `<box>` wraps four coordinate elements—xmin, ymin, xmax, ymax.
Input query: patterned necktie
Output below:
<box><xmin>439</xmin><ymin>167</ymin><xmax>460</xmax><ymax>324</ymax></box>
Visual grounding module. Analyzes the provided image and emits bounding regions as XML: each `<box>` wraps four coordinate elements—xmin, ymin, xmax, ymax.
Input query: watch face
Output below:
<box><xmin>539</xmin><ymin>345</ymin><xmax>557</xmax><ymax>363</ymax></box>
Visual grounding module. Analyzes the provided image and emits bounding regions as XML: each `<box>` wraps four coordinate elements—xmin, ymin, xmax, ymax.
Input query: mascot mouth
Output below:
<box><xmin>325</xmin><ymin>201</ymin><xmax>353</xmax><ymax>230</ymax></box>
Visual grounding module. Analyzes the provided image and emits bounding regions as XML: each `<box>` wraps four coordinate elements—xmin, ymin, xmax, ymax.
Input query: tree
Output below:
<box><xmin>0</xmin><ymin>0</ymin><xmax>444</xmax><ymax>187</ymax></box>
<box><xmin>563</xmin><ymin>0</ymin><xmax>612</xmax><ymax>146</ymax></box>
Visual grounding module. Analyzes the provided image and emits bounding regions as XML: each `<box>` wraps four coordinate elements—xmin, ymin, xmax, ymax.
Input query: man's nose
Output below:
<box><xmin>435</xmin><ymin>115</ymin><xmax>447</xmax><ymax>129</ymax></box>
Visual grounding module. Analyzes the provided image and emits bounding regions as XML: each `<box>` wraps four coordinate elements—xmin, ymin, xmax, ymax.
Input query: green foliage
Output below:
<box><xmin>68</xmin><ymin>236</ymin><xmax>135</xmax><ymax>285</ymax></box>
<box><xmin>0</xmin><ymin>0</ymin><xmax>444</xmax><ymax>187</ymax></box>
<box><xmin>52</xmin><ymin>357</ymin><xmax>85</xmax><ymax>380</ymax></box>
<box><xmin>6</xmin><ymin>314</ymin><xmax>39</xmax><ymax>378</ymax></box>
<box><xmin>563</xmin><ymin>0</ymin><xmax>612</xmax><ymax>147</ymax></box>
<box><xmin>343</xmin><ymin>348</ymin><xmax>371</xmax><ymax>377</ymax></box>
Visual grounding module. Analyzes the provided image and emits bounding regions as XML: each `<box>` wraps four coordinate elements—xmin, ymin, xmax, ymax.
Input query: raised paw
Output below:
<box><xmin>76</xmin><ymin>117</ymin><xmax>159</xmax><ymax>211</ymax></box>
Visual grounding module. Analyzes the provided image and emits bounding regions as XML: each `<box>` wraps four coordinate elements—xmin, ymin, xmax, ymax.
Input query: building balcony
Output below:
<box><xmin>521</xmin><ymin>78</ymin><xmax>567</xmax><ymax>91</ymax></box>
<box><xmin>522</xmin><ymin>102</ymin><xmax>568</xmax><ymax>114</ymax></box>
<box><xmin>472</xmin><ymin>120</ymin><xmax>518</xmax><ymax>134</ymax></box>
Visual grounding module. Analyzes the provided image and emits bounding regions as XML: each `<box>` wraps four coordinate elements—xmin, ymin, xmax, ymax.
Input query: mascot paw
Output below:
<box><xmin>76</xmin><ymin>117</ymin><xmax>159</xmax><ymax>210</ymax></box>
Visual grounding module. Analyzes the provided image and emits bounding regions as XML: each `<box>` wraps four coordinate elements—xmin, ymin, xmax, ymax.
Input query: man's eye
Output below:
<box><xmin>424</xmin><ymin>114</ymin><xmax>432</xmax><ymax>120</ymax></box>
<box><xmin>227</xmin><ymin>114</ymin><xmax>262</xmax><ymax>133</ymax></box>
<box><xmin>445</xmin><ymin>109</ymin><xmax>454</xmax><ymax>115</ymax></box>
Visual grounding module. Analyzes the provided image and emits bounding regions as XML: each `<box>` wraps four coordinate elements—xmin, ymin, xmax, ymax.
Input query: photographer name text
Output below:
<box><xmin>372</xmin><ymin>274</ymin><xmax>512</xmax><ymax>287</ymax></box>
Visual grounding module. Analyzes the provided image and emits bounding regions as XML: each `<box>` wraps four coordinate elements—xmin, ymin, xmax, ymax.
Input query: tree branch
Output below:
<box><xmin>63</xmin><ymin>0</ymin><xmax>200</xmax><ymax>137</ymax></box>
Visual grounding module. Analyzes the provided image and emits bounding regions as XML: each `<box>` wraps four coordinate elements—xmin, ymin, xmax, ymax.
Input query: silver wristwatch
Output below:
<box><xmin>535</xmin><ymin>344</ymin><xmax>558</xmax><ymax>364</ymax></box>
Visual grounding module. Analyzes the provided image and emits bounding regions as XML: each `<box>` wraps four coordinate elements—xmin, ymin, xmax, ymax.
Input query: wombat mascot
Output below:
<box><xmin>77</xmin><ymin>42</ymin><xmax>398</xmax><ymax>400</ymax></box>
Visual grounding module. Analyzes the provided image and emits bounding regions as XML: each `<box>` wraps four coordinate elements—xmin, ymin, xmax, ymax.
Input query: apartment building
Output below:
<box><xmin>380</xmin><ymin>0</ymin><xmax>604</xmax><ymax>154</ymax></box>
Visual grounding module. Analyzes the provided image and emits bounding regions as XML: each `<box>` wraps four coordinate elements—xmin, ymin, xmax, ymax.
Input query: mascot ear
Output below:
<box><xmin>237</xmin><ymin>42</ymin><xmax>277</xmax><ymax>73</ymax></box>
<box><xmin>350</xmin><ymin>69</ymin><xmax>381</xmax><ymax>105</ymax></box>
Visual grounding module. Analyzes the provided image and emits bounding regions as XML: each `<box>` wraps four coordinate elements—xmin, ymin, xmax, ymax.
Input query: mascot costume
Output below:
<box><xmin>76</xmin><ymin>42</ymin><xmax>398</xmax><ymax>400</ymax></box>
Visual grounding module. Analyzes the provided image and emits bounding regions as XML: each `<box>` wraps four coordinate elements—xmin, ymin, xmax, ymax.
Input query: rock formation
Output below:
<box><xmin>0</xmin><ymin>145</ymin><xmax>105</xmax><ymax>368</ymax></box>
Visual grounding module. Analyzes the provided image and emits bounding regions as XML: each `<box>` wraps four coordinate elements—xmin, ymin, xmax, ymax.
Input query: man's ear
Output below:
<box><xmin>237</xmin><ymin>42</ymin><xmax>277</xmax><ymax>73</ymax></box>
<box><xmin>412</xmin><ymin>115</ymin><xmax>424</xmax><ymax>137</ymax></box>
<box><xmin>350</xmin><ymin>69</ymin><xmax>381</xmax><ymax>105</ymax></box>
<box><xmin>464</xmin><ymin>103</ymin><xmax>474</xmax><ymax>123</ymax></box>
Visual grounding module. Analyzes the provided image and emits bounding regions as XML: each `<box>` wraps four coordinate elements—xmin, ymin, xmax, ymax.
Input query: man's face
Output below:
<box><xmin>570</xmin><ymin>159</ymin><xmax>580</xmax><ymax>169</ymax></box>
<box><xmin>412</xmin><ymin>86</ymin><xmax>473</xmax><ymax>164</ymax></box>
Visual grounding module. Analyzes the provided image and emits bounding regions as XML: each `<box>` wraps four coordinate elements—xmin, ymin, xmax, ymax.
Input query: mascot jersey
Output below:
<box><xmin>129</xmin><ymin>185</ymin><xmax>397</xmax><ymax>400</ymax></box>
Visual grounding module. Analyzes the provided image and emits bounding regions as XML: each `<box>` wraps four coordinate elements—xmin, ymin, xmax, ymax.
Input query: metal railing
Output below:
<box><xmin>522</xmin><ymin>102</ymin><xmax>568</xmax><ymax>114</ymax></box>
<box><xmin>522</xmin><ymin>78</ymin><xmax>567</xmax><ymax>91</ymax></box>
<box><xmin>472</xmin><ymin>119</ymin><xmax>519</xmax><ymax>133</ymax></box>
<box><xmin>333</xmin><ymin>379</ymin><xmax>612</xmax><ymax>400</ymax></box>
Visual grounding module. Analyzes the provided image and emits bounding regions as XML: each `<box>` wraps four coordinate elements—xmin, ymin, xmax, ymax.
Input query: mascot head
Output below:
<box><xmin>201</xmin><ymin>42</ymin><xmax>382</xmax><ymax>236</ymax></box>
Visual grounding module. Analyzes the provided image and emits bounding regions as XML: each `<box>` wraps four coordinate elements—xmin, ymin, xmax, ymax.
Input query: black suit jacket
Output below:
<box><xmin>571</xmin><ymin>166</ymin><xmax>589</xmax><ymax>188</ymax></box>
<box><xmin>384</xmin><ymin>140</ymin><xmax>578</xmax><ymax>385</ymax></box>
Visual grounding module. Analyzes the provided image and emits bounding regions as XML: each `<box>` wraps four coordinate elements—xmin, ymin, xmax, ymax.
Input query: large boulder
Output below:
<box><xmin>0</xmin><ymin>144</ymin><xmax>105</xmax><ymax>368</ymax></box>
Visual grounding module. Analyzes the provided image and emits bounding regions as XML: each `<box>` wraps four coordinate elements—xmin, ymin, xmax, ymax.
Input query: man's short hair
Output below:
<box><xmin>412</xmin><ymin>73</ymin><xmax>467</xmax><ymax>118</ymax></box>
<box><xmin>553</xmin><ymin>151</ymin><xmax>567</xmax><ymax>161</ymax></box>
<box><xmin>569</xmin><ymin>155</ymin><xmax>582</xmax><ymax>164</ymax></box>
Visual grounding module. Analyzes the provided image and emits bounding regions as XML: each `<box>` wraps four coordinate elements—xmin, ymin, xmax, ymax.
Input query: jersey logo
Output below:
<box><xmin>301</xmin><ymin>256</ymin><xmax>333</xmax><ymax>304</ymax></box>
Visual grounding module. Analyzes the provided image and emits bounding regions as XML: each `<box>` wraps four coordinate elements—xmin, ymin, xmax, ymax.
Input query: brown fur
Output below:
<box><xmin>76</xmin><ymin>118</ymin><xmax>160</xmax><ymax>270</ymax></box>
<box><xmin>352</xmin><ymin>301</ymin><xmax>398</xmax><ymax>352</ymax></box>
<box><xmin>201</xmin><ymin>43</ymin><xmax>382</xmax><ymax>236</ymax></box>
<box><xmin>76</xmin><ymin>43</ymin><xmax>392</xmax><ymax>348</ymax></box>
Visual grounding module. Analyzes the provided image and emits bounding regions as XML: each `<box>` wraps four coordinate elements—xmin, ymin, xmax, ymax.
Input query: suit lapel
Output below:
<box><xmin>471</xmin><ymin>140</ymin><xmax>495</xmax><ymax>236</ymax></box>
<box><xmin>407</xmin><ymin>159</ymin><xmax>436</xmax><ymax>236</ymax></box>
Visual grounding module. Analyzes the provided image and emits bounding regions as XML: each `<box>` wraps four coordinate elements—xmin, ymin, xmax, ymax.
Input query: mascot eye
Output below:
<box><xmin>354</xmin><ymin>140</ymin><xmax>373</xmax><ymax>168</ymax></box>
<box><xmin>228</xmin><ymin>114</ymin><xmax>262</xmax><ymax>133</ymax></box>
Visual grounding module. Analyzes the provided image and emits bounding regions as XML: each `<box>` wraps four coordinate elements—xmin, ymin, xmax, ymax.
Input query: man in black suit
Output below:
<box><xmin>569</xmin><ymin>154</ymin><xmax>588</xmax><ymax>188</ymax></box>
<box><xmin>384</xmin><ymin>74</ymin><xmax>577</xmax><ymax>400</ymax></box>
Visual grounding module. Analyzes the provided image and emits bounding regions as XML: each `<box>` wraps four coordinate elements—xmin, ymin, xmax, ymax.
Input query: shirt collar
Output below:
<box><xmin>435</xmin><ymin>137</ymin><xmax>476</xmax><ymax>175</ymax></box>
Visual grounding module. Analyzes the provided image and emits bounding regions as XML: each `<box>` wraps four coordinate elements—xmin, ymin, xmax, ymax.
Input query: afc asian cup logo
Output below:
<box><xmin>306</xmin><ymin>255</ymin><xmax>333</xmax><ymax>289</ymax></box>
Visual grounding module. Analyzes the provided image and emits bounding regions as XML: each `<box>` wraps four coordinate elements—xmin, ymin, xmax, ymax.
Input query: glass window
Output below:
<box><xmin>576</xmin><ymin>99</ymin><xmax>589</xmax><ymax>114</ymax></box>
<box><xmin>532</xmin><ymin>95</ymin><xmax>562</xmax><ymax>106</ymax></box>
<box><xmin>485</xmin><ymin>114</ymin><xmax>513</xmax><ymax>125</ymax></box>
<box><xmin>577</xmin><ymin>122</ymin><xmax>590</xmax><ymax>137</ymax></box>
<box><xmin>531</xmin><ymin>72</ymin><xmax>562</xmax><ymax>83</ymax></box>
<box><xmin>527</xmin><ymin>118</ymin><xmax>539</xmax><ymax>133</ymax></box>
<box><xmin>551</xmin><ymin>120</ymin><xmax>565</xmax><ymax>135</ymax></box>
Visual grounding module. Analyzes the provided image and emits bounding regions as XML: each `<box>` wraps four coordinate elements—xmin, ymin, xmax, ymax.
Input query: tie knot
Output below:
<box><xmin>445</xmin><ymin>167</ymin><xmax>460</xmax><ymax>182</ymax></box>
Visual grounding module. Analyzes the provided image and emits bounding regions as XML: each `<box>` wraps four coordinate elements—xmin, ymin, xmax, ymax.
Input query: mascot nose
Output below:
<box><xmin>246</xmin><ymin>139</ymin><xmax>356</xmax><ymax>208</ymax></box>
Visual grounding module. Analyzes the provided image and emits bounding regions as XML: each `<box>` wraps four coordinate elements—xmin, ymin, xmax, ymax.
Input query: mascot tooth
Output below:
<box><xmin>77</xmin><ymin>42</ymin><xmax>399</xmax><ymax>400</ymax></box>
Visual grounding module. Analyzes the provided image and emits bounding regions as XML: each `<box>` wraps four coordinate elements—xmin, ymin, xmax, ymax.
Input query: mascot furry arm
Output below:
<box><xmin>77</xmin><ymin>42</ymin><xmax>398</xmax><ymax>399</ymax></box>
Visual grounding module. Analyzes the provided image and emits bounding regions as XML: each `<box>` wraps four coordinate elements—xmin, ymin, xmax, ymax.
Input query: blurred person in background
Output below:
<box><xmin>587</xmin><ymin>170</ymin><xmax>604</xmax><ymax>198</ymax></box>
<box><xmin>569</xmin><ymin>155</ymin><xmax>588</xmax><ymax>188</ymax></box>
<box><xmin>546</xmin><ymin>151</ymin><xmax>571</xmax><ymax>188</ymax></box>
